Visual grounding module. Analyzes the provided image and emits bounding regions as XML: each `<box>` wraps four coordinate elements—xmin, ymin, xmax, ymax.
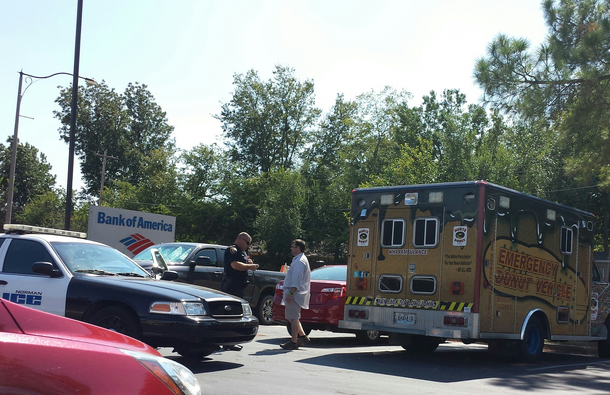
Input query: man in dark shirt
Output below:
<box><xmin>221</xmin><ymin>232</ymin><xmax>259</xmax><ymax>298</ymax></box>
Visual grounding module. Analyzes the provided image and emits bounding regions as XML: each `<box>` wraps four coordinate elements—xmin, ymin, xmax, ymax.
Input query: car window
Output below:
<box><xmin>52</xmin><ymin>242</ymin><xmax>150</xmax><ymax>277</ymax></box>
<box><xmin>310</xmin><ymin>266</ymin><xmax>346</xmax><ymax>281</ymax></box>
<box><xmin>3</xmin><ymin>239</ymin><xmax>55</xmax><ymax>275</ymax></box>
<box><xmin>133</xmin><ymin>245</ymin><xmax>195</xmax><ymax>264</ymax></box>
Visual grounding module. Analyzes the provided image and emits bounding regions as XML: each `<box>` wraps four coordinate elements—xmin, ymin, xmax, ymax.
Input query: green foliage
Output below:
<box><xmin>216</xmin><ymin>65</ymin><xmax>321</xmax><ymax>174</ymax></box>
<box><xmin>180</xmin><ymin>143</ymin><xmax>225</xmax><ymax>201</ymax></box>
<box><xmin>254</xmin><ymin>169</ymin><xmax>306</xmax><ymax>268</ymax></box>
<box><xmin>15</xmin><ymin>188</ymin><xmax>65</xmax><ymax>229</ymax></box>
<box><xmin>0</xmin><ymin>138</ymin><xmax>56</xmax><ymax>222</ymax></box>
<box><xmin>475</xmin><ymin>0</ymin><xmax>610</xmax><ymax>251</ymax></box>
<box><xmin>54</xmin><ymin>82</ymin><xmax>175</xmax><ymax>195</ymax></box>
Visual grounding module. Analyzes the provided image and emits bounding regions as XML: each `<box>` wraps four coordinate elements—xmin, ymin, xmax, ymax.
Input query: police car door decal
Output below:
<box><xmin>0</xmin><ymin>239</ymin><xmax>70</xmax><ymax>316</ymax></box>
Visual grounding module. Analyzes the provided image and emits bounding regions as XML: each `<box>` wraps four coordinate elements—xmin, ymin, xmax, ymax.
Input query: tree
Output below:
<box><xmin>216</xmin><ymin>65</ymin><xmax>321</xmax><ymax>174</ymax></box>
<box><xmin>474</xmin><ymin>0</ymin><xmax>610</xmax><ymax>250</ymax></box>
<box><xmin>254</xmin><ymin>169</ymin><xmax>306</xmax><ymax>267</ymax></box>
<box><xmin>54</xmin><ymin>82</ymin><xmax>175</xmax><ymax>196</ymax></box>
<box><xmin>15</xmin><ymin>189</ymin><xmax>65</xmax><ymax>229</ymax></box>
<box><xmin>0</xmin><ymin>137</ymin><xmax>56</xmax><ymax>222</ymax></box>
<box><xmin>180</xmin><ymin>143</ymin><xmax>226</xmax><ymax>201</ymax></box>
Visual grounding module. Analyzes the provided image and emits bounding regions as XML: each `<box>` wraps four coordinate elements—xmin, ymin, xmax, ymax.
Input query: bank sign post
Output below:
<box><xmin>87</xmin><ymin>206</ymin><xmax>176</xmax><ymax>257</ymax></box>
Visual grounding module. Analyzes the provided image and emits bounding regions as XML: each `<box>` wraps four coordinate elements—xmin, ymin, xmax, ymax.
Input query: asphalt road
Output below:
<box><xmin>159</xmin><ymin>325</ymin><xmax>610</xmax><ymax>395</ymax></box>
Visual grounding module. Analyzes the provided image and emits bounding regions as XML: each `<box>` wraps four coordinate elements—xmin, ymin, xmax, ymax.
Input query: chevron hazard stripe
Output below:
<box><xmin>438</xmin><ymin>301</ymin><xmax>474</xmax><ymax>311</ymax></box>
<box><xmin>345</xmin><ymin>296</ymin><xmax>373</xmax><ymax>305</ymax></box>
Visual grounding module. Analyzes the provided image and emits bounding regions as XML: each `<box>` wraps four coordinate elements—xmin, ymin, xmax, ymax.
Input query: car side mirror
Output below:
<box><xmin>150</xmin><ymin>248</ymin><xmax>169</xmax><ymax>274</ymax></box>
<box><xmin>160</xmin><ymin>270</ymin><xmax>179</xmax><ymax>281</ymax></box>
<box><xmin>32</xmin><ymin>262</ymin><xmax>61</xmax><ymax>278</ymax></box>
<box><xmin>192</xmin><ymin>256</ymin><xmax>211</xmax><ymax>266</ymax></box>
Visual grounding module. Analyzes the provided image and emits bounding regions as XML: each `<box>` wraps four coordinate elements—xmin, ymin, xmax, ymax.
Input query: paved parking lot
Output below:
<box><xmin>159</xmin><ymin>325</ymin><xmax>610</xmax><ymax>395</ymax></box>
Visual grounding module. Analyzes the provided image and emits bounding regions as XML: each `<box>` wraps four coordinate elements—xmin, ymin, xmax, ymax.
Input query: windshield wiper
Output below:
<box><xmin>116</xmin><ymin>272</ymin><xmax>146</xmax><ymax>278</ymax></box>
<box><xmin>75</xmin><ymin>269</ymin><xmax>117</xmax><ymax>276</ymax></box>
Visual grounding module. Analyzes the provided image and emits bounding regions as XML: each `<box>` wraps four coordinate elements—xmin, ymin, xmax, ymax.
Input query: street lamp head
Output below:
<box><xmin>84</xmin><ymin>77</ymin><xmax>98</xmax><ymax>86</ymax></box>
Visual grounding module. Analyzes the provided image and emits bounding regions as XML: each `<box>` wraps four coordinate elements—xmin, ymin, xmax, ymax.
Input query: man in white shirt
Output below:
<box><xmin>280</xmin><ymin>239</ymin><xmax>311</xmax><ymax>350</ymax></box>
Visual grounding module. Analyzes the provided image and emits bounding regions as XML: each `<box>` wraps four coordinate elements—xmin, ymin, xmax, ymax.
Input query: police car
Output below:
<box><xmin>0</xmin><ymin>224</ymin><xmax>258</xmax><ymax>359</ymax></box>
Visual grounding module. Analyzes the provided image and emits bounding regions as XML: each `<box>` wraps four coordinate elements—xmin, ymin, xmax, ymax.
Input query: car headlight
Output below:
<box><xmin>242</xmin><ymin>301</ymin><xmax>252</xmax><ymax>316</ymax></box>
<box><xmin>149</xmin><ymin>301</ymin><xmax>208</xmax><ymax>316</ymax></box>
<box><xmin>121</xmin><ymin>349</ymin><xmax>201</xmax><ymax>395</ymax></box>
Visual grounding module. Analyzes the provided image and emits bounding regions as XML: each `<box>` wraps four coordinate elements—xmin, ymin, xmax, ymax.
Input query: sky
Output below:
<box><xmin>0</xmin><ymin>1</ymin><xmax>549</xmax><ymax>193</ymax></box>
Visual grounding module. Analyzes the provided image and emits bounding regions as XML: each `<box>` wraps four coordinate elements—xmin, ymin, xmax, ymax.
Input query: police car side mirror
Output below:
<box><xmin>32</xmin><ymin>262</ymin><xmax>61</xmax><ymax>278</ymax></box>
<box><xmin>160</xmin><ymin>270</ymin><xmax>179</xmax><ymax>281</ymax></box>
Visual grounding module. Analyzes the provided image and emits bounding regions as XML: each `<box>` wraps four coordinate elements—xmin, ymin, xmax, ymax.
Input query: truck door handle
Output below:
<box><xmin>214</xmin><ymin>271</ymin><xmax>222</xmax><ymax>275</ymax></box>
<box><xmin>0</xmin><ymin>280</ymin><xmax>7</xmax><ymax>285</ymax></box>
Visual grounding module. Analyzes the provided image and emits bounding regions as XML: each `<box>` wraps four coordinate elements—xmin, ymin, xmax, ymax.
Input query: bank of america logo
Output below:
<box><xmin>120</xmin><ymin>234</ymin><xmax>155</xmax><ymax>255</ymax></box>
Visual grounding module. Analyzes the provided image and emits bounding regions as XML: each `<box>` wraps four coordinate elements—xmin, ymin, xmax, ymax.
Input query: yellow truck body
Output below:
<box><xmin>338</xmin><ymin>181</ymin><xmax>610</xmax><ymax>360</ymax></box>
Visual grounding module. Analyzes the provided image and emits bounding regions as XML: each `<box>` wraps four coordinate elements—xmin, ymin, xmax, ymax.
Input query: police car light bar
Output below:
<box><xmin>3</xmin><ymin>224</ymin><xmax>87</xmax><ymax>239</ymax></box>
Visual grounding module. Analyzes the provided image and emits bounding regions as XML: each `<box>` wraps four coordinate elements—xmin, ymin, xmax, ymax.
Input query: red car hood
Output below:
<box><xmin>1</xmin><ymin>299</ymin><xmax>158</xmax><ymax>355</ymax></box>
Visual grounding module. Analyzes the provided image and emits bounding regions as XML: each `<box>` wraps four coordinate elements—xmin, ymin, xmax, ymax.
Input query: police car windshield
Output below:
<box><xmin>52</xmin><ymin>242</ymin><xmax>150</xmax><ymax>277</ymax></box>
<box><xmin>133</xmin><ymin>244</ymin><xmax>196</xmax><ymax>264</ymax></box>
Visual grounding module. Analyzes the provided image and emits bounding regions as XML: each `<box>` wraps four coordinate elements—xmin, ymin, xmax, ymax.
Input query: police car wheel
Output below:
<box><xmin>90</xmin><ymin>306</ymin><xmax>140</xmax><ymax>339</ymax></box>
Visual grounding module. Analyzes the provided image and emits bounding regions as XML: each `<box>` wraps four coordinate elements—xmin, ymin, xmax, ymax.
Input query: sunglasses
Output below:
<box><xmin>242</xmin><ymin>238</ymin><xmax>251</xmax><ymax>246</ymax></box>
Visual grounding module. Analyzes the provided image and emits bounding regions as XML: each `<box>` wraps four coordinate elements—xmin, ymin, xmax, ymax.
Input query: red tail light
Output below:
<box><xmin>348</xmin><ymin>309</ymin><xmax>368</xmax><ymax>319</ymax></box>
<box><xmin>275</xmin><ymin>282</ymin><xmax>284</xmax><ymax>297</ymax></box>
<box><xmin>316</xmin><ymin>285</ymin><xmax>345</xmax><ymax>303</ymax></box>
<box><xmin>443</xmin><ymin>316</ymin><xmax>467</xmax><ymax>326</ymax></box>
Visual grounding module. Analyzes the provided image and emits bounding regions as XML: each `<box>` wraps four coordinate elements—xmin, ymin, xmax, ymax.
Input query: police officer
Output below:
<box><xmin>221</xmin><ymin>232</ymin><xmax>259</xmax><ymax>298</ymax></box>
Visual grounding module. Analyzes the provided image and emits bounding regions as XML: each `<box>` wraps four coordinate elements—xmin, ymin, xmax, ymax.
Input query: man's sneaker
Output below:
<box><xmin>297</xmin><ymin>335</ymin><xmax>310</xmax><ymax>347</ymax></box>
<box><xmin>280</xmin><ymin>340</ymin><xmax>299</xmax><ymax>350</ymax></box>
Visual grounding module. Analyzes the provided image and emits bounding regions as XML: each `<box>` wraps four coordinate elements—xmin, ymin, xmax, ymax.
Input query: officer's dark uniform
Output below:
<box><xmin>221</xmin><ymin>244</ymin><xmax>248</xmax><ymax>298</ymax></box>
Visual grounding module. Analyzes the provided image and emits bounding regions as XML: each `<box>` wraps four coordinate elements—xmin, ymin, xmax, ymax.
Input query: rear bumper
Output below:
<box><xmin>340</xmin><ymin>306</ymin><xmax>479</xmax><ymax>339</ymax></box>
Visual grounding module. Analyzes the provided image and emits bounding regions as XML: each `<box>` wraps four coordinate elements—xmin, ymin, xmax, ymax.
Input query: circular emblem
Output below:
<box><xmin>224</xmin><ymin>305</ymin><xmax>233</xmax><ymax>312</ymax></box>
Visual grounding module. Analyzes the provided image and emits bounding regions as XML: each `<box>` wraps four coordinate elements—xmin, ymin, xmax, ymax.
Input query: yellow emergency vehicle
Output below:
<box><xmin>338</xmin><ymin>181</ymin><xmax>610</xmax><ymax>361</ymax></box>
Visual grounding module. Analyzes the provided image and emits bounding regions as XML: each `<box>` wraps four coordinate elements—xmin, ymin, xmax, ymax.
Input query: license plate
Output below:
<box><xmin>394</xmin><ymin>312</ymin><xmax>416</xmax><ymax>325</ymax></box>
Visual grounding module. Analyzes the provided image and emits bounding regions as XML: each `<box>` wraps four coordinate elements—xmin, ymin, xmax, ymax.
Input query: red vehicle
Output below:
<box><xmin>0</xmin><ymin>298</ymin><xmax>200</xmax><ymax>395</ymax></box>
<box><xmin>272</xmin><ymin>265</ymin><xmax>381</xmax><ymax>343</ymax></box>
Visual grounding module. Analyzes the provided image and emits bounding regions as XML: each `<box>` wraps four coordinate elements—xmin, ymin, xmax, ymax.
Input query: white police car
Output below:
<box><xmin>0</xmin><ymin>224</ymin><xmax>258</xmax><ymax>359</ymax></box>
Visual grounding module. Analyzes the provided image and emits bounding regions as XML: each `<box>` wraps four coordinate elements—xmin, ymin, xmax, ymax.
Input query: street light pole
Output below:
<box><xmin>4</xmin><ymin>70</ymin><xmax>96</xmax><ymax>225</ymax></box>
<box><xmin>5</xmin><ymin>72</ymin><xmax>25</xmax><ymax>225</ymax></box>
<box><xmin>65</xmin><ymin>0</ymin><xmax>84</xmax><ymax>231</ymax></box>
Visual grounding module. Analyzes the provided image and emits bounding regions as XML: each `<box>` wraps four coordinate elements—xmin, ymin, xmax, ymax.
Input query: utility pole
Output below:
<box><xmin>94</xmin><ymin>149</ymin><xmax>118</xmax><ymax>206</ymax></box>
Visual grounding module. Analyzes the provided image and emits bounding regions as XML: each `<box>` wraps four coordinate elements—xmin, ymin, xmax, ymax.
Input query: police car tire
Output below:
<box><xmin>90</xmin><ymin>305</ymin><xmax>140</xmax><ymax>339</ymax></box>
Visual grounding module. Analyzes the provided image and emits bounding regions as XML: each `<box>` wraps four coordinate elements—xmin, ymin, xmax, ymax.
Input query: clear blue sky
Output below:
<box><xmin>1</xmin><ymin>1</ymin><xmax>548</xmax><ymax>192</ymax></box>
